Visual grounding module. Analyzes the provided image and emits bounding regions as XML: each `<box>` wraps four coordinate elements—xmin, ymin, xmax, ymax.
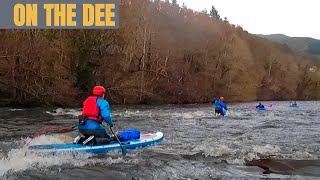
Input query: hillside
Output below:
<box><xmin>257</xmin><ymin>34</ymin><xmax>320</xmax><ymax>56</ymax></box>
<box><xmin>0</xmin><ymin>0</ymin><xmax>320</xmax><ymax>107</ymax></box>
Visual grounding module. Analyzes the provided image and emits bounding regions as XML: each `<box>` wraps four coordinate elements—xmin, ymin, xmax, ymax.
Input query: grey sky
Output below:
<box><xmin>178</xmin><ymin>0</ymin><xmax>320</xmax><ymax>39</ymax></box>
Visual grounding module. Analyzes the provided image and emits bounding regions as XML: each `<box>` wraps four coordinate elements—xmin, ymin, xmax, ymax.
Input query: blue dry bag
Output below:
<box><xmin>118</xmin><ymin>129</ymin><xmax>141</xmax><ymax>141</ymax></box>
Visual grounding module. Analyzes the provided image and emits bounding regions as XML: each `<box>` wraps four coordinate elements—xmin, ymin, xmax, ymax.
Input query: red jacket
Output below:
<box><xmin>82</xmin><ymin>96</ymin><xmax>103</xmax><ymax>123</ymax></box>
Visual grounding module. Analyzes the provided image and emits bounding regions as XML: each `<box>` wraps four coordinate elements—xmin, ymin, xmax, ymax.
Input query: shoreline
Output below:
<box><xmin>1</xmin><ymin>99</ymin><xmax>316</xmax><ymax>109</ymax></box>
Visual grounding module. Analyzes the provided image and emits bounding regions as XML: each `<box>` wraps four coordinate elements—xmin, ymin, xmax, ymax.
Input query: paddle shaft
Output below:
<box><xmin>109</xmin><ymin>126</ymin><xmax>127</xmax><ymax>156</ymax></box>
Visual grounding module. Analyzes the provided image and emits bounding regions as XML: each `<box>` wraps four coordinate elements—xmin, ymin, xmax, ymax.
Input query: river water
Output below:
<box><xmin>0</xmin><ymin>101</ymin><xmax>320</xmax><ymax>179</ymax></box>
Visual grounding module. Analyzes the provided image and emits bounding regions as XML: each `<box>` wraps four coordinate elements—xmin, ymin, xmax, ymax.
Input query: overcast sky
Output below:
<box><xmin>178</xmin><ymin>0</ymin><xmax>320</xmax><ymax>39</ymax></box>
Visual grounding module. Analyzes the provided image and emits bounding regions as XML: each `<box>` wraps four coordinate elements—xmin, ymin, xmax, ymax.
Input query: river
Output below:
<box><xmin>0</xmin><ymin>101</ymin><xmax>320</xmax><ymax>179</ymax></box>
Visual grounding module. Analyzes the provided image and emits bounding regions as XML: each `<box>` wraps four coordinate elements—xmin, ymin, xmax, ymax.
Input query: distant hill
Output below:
<box><xmin>256</xmin><ymin>34</ymin><xmax>320</xmax><ymax>56</ymax></box>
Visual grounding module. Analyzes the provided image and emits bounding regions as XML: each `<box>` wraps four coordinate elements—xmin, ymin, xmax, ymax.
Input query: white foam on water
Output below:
<box><xmin>204</xmin><ymin>145</ymin><xmax>234</xmax><ymax>157</ymax></box>
<box><xmin>46</xmin><ymin>108</ymin><xmax>82</xmax><ymax>117</ymax></box>
<box><xmin>193</xmin><ymin>142</ymin><xmax>286</xmax><ymax>165</ymax></box>
<box><xmin>8</xmin><ymin>109</ymin><xmax>24</xmax><ymax>111</ymax></box>
<box><xmin>191</xmin><ymin>111</ymin><xmax>208</xmax><ymax>117</ymax></box>
<box><xmin>181</xmin><ymin>113</ymin><xmax>194</xmax><ymax>119</ymax></box>
<box><xmin>200</xmin><ymin>142</ymin><xmax>318</xmax><ymax>166</ymax></box>
<box><xmin>281</xmin><ymin>151</ymin><xmax>318</xmax><ymax>160</ymax></box>
<box><xmin>253</xmin><ymin>144</ymin><xmax>281</xmax><ymax>155</ymax></box>
<box><xmin>193</xmin><ymin>144</ymin><xmax>236</xmax><ymax>158</ymax></box>
<box><xmin>170</xmin><ymin>111</ymin><xmax>209</xmax><ymax>119</ymax></box>
<box><xmin>26</xmin><ymin>134</ymin><xmax>74</xmax><ymax>146</ymax></box>
<box><xmin>0</xmin><ymin>135</ymin><xmax>133</xmax><ymax>178</ymax></box>
<box><xmin>119</xmin><ymin>110</ymin><xmax>143</xmax><ymax>117</ymax></box>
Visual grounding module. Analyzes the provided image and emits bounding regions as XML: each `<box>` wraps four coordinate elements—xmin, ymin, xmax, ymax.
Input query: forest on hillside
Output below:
<box><xmin>0</xmin><ymin>0</ymin><xmax>320</xmax><ymax>107</ymax></box>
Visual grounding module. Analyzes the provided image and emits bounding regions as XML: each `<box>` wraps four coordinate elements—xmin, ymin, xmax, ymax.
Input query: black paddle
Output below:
<box><xmin>109</xmin><ymin>126</ymin><xmax>127</xmax><ymax>156</ymax></box>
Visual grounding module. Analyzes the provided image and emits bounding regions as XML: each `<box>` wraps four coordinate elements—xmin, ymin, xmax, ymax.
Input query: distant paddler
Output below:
<box><xmin>213</xmin><ymin>96</ymin><xmax>228</xmax><ymax>117</ymax></box>
<box><xmin>291</xmin><ymin>101</ymin><xmax>298</xmax><ymax>106</ymax></box>
<box><xmin>290</xmin><ymin>101</ymin><xmax>299</xmax><ymax>108</ymax></box>
<box><xmin>256</xmin><ymin>102</ymin><xmax>265</xmax><ymax>109</ymax></box>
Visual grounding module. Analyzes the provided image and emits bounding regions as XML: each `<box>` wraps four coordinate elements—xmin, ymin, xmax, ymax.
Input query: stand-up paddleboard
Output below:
<box><xmin>29</xmin><ymin>132</ymin><xmax>164</xmax><ymax>154</ymax></box>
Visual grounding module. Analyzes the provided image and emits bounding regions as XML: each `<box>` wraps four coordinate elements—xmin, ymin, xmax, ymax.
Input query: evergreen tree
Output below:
<box><xmin>210</xmin><ymin>6</ymin><xmax>221</xmax><ymax>20</ymax></box>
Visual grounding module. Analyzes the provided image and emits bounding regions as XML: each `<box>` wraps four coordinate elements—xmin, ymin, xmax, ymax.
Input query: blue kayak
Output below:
<box><xmin>29</xmin><ymin>132</ymin><xmax>164</xmax><ymax>154</ymax></box>
<box><xmin>256</xmin><ymin>107</ymin><xmax>266</xmax><ymax>111</ymax></box>
<box><xmin>290</xmin><ymin>105</ymin><xmax>300</xmax><ymax>108</ymax></box>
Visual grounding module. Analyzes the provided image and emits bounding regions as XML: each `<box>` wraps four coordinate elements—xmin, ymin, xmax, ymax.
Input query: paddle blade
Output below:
<box><xmin>122</xmin><ymin>149</ymin><xmax>128</xmax><ymax>156</ymax></box>
<box><xmin>109</xmin><ymin>126</ymin><xmax>128</xmax><ymax>157</ymax></box>
<box><xmin>25</xmin><ymin>126</ymin><xmax>76</xmax><ymax>147</ymax></box>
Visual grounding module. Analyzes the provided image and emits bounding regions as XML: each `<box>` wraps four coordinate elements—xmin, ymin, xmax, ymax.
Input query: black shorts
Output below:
<box><xmin>80</xmin><ymin>129</ymin><xmax>111</xmax><ymax>139</ymax></box>
<box><xmin>215</xmin><ymin>109</ymin><xmax>223</xmax><ymax>114</ymax></box>
<box><xmin>78</xmin><ymin>130</ymin><xmax>113</xmax><ymax>145</ymax></box>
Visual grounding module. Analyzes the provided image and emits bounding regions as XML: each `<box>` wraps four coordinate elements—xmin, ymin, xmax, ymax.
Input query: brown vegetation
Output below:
<box><xmin>0</xmin><ymin>0</ymin><xmax>319</xmax><ymax>107</ymax></box>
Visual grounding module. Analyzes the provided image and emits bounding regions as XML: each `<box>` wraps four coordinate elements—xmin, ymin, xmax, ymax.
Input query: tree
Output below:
<box><xmin>172</xmin><ymin>0</ymin><xmax>177</xmax><ymax>4</ymax></box>
<box><xmin>182</xmin><ymin>3</ymin><xmax>187</xmax><ymax>9</ymax></box>
<box><xmin>210</xmin><ymin>6</ymin><xmax>221</xmax><ymax>20</ymax></box>
<box><xmin>224</xmin><ymin>17</ymin><xmax>229</xmax><ymax>23</ymax></box>
<box><xmin>201</xmin><ymin>9</ymin><xmax>208</xmax><ymax>15</ymax></box>
<box><xmin>0</xmin><ymin>0</ymin><xmax>318</xmax><ymax>106</ymax></box>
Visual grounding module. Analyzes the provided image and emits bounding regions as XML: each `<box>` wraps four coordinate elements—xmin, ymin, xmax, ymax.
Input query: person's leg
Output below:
<box><xmin>80</xmin><ymin>129</ymin><xmax>110</xmax><ymax>139</ymax></box>
<box><xmin>96</xmin><ymin>124</ymin><xmax>111</xmax><ymax>138</ymax></box>
<box><xmin>82</xmin><ymin>128</ymin><xmax>114</xmax><ymax>145</ymax></box>
<box><xmin>77</xmin><ymin>121</ymin><xmax>113</xmax><ymax>144</ymax></box>
<box><xmin>220</xmin><ymin>109</ymin><xmax>225</xmax><ymax>116</ymax></box>
<box><xmin>215</xmin><ymin>107</ymin><xmax>221</xmax><ymax>115</ymax></box>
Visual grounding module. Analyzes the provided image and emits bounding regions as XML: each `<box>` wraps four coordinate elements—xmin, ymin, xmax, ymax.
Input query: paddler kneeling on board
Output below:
<box><xmin>74</xmin><ymin>86</ymin><xmax>115</xmax><ymax>145</ymax></box>
<box><xmin>214</xmin><ymin>96</ymin><xmax>228</xmax><ymax>116</ymax></box>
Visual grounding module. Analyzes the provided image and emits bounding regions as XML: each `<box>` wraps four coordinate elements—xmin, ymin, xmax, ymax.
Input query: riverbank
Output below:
<box><xmin>0</xmin><ymin>98</ymin><xmax>315</xmax><ymax>108</ymax></box>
